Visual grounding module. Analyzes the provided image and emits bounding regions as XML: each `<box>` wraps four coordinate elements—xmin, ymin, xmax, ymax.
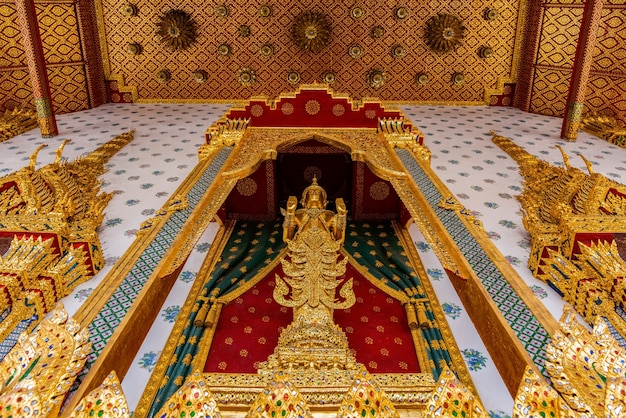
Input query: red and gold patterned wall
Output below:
<box><xmin>528</xmin><ymin>0</ymin><xmax>626</xmax><ymax>123</ymax></box>
<box><xmin>100</xmin><ymin>0</ymin><xmax>522</xmax><ymax>104</ymax></box>
<box><xmin>0</xmin><ymin>0</ymin><xmax>92</xmax><ymax>114</ymax></box>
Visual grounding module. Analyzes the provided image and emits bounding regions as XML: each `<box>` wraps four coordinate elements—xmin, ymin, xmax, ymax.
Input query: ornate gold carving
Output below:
<box><xmin>291</xmin><ymin>11</ymin><xmax>332</xmax><ymax>53</ymax></box>
<box><xmin>425</xmin><ymin>14</ymin><xmax>466</xmax><ymax>53</ymax></box>
<box><xmin>394</xmin><ymin>6</ymin><xmax>409</xmax><ymax>20</ymax></box>
<box><xmin>193</xmin><ymin>70</ymin><xmax>208</xmax><ymax>83</ymax></box>
<box><xmin>238</xmin><ymin>25</ymin><xmax>251</xmax><ymax>37</ymax></box>
<box><xmin>392</xmin><ymin>44</ymin><xmax>407</xmax><ymax>58</ymax></box>
<box><xmin>237</xmin><ymin>67</ymin><xmax>256</xmax><ymax>87</ymax></box>
<box><xmin>512</xmin><ymin>366</ymin><xmax>570</xmax><ymax>417</ymax></box>
<box><xmin>259</xmin><ymin>5</ymin><xmax>272</xmax><ymax>18</ymax></box>
<box><xmin>260</xmin><ymin>43</ymin><xmax>274</xmax><ymax>57</ymax></box>
<box><xmin>137</xmin><ymin>195</ymin><xmax>189</xmax><ymax>237</ymax></box>
<box><xmin>0</xmin><ymin>304</ymin><xmax>91</xmax><ymax>418</ymax></box>
<box><xmin>0</xmin><ymin>108</ymin><xmax>38</xmax><ymax>142</ymax></box>
<box><xmin>214</xmin><ymin>4</ymin><xmax>229</xmax><ymax>18</ymax></box>
<box><xmin>126</xmin><ymin>42</ymin><xmax>142</xmax><ymax>55</ymax></box>
<box><xmin>543</xmin><ymin>306</ymin><xmax>626</xmax><ymax>416</ymax></box>
<box><xmin>0</xmin><ymin>131</ymin><xmax>133</xmax><ymax>341</ymax></box>
<box><xmin>367</xmin><ymin>69</ymin><xmax>386</xmax><ymax>89</ymax></box>
<box><xmin>322</xmin><ymin>71</ymin><xmax>336</xmax><ymax>85</ymax></box>
<box><xmin>122</xmin><ymin>3</ymin><xmax>138</xmax><ymax>17</ymax></box>
<box><xmin>261</xmin><ymin>178</ymin><xmax>356</xmax><ymax>372</ymax></box>
<box><xmin>415</xmin><ymin>72</ymin><xmax>430</xmax><ymax>85</ymax></box>
<box><xmin>156</xmin><ymin>9</ymin><xmax>197</xmax><ymax>51</ymax></box>
<box><xmin>68</xmin><ymin>371</ymin><xmax>130</xmax><ymax>418</ymax></box>
<box><xmin>348</xmin><ymin>45</ymin><xmax>363</xmax><ymax>59</ymax></box>
<box><xmin>494</xmin><ymin>132</ymin><xmax>626</xmax><ymax>340</ymax></box>
<box><xmin>438</xmin><ymin>196</ymin><xmax>485</xmax><ymax>234</ymax></box>
<box><xmin>484</xmin><ymin>8</ymin><xmax>499</xmax><ymax>21</ymax></box>
<box><xmin>452</xmin><ymin>72</ymin><xmax>465</xmax><ymax>85</ymax></box>
<box><xmin>479</xmin><ymin>46</ymin><xmax>494</xmax><ymax>59</ymax></box>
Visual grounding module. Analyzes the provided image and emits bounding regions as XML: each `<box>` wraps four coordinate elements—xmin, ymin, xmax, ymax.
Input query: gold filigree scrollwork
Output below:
<box><xmin>137</xmin><ymin>195</ymin><xmax>189</xmax><ymax>237</ymax></box>
<box><xmin>580</xmin><ymin>112</ymin><xmax>626</xmax><ymax>148</ymax></box>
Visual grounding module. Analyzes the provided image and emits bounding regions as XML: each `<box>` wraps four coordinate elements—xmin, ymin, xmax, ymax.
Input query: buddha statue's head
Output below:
<box><xmin>300</xmin><ymin>176</ymin><xmax>327</xmax><ymax>209</ymax></box>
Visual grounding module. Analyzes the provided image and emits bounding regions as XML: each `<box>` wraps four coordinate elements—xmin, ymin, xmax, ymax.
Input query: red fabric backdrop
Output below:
<box><xmin>204</xmin><ymin>262</ymin><xmax>419</xmax><ymax>374</ymax></box>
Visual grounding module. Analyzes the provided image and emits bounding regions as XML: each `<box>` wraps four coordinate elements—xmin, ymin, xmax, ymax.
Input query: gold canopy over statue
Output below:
<box><xmin>260</xmin><ymin>177</ymin><xmax>357</xmax><ymax>371</ymax></box>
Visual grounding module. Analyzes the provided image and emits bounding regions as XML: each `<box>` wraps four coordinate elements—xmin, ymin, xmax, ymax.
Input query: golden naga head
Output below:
<box><xmin>300</xmin><ymin>176</ymin><xmax>327</xmax><ymax>209</ymax></box>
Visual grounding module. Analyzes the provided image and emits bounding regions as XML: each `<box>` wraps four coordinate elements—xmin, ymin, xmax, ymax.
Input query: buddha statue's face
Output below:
<box><xmin>303</xmin><ymin>188</ymin><xmax>326</xmax><ymax>208</ymax></box>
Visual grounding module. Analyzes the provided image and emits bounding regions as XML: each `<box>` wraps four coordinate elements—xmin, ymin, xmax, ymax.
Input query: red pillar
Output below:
<box><xmin>561</xmin><ymin>0</ymin><xmax>604</xmax><ymax>141</ymax></box>
<box><xmin>15</xmin><ymin>0</ymin><xmax>58</xmax><ymax>138</ymax></box>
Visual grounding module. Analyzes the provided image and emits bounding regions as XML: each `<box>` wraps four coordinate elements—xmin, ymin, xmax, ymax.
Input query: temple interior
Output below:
<box><xmin>1</xmin><ymin>1</ymin><xmax>626</xmax><ymax>417</ymax></box>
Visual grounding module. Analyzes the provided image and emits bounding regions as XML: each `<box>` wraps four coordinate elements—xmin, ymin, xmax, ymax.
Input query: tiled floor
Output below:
<box><xmin>1</xmin><ymin>102</ymin><xmax>623</xmax><ymax>418</ymax></box>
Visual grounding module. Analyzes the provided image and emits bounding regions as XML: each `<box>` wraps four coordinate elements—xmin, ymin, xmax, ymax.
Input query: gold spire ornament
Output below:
<box><xmin>260</xmin><ymin>177</ymin><xmax>356</xmax><ymax>371</ymax></box>
<box><xmin>0</xmin><ymin>304</ymin><xmax>91</xmax><ymax>417</ymax></box>
<box><xmin>246</xmin><ymin>375</ymin><xmax>312</xmax><ymax>418</ymax></box>
<box><xmin>156</xmin><ymin>370</ymin><xmax>221</xmax><ymax>418</ymax></box>
<box><xmin>68</xmin><ymin>371</ymin><xmax>130</xmax><ymax>418</ymax></box>
<box><xmin>337</xmin><ymin>366</ymin><xmax>399</xmax><ymax>418</ymax></box>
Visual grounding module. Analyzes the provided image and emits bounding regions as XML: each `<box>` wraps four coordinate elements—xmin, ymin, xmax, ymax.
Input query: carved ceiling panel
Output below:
<box><xmin>99</xmin><ymin>0</ymin><xmax>523</xmax><ymax>103</ymax></box>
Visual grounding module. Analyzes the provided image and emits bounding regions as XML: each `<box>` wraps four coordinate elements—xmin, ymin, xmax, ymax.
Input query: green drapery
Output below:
<box><xmin>147</xmin><ymin>221</ymin><xmax>285</xmax><ymax>416</ymax></box>
<box><xmin>343</xmin><ymin>221</ymin><xmax>453</xmax><ymax>378</ymax></box>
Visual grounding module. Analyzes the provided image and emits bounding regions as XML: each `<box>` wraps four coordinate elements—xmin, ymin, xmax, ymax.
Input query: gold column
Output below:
<box><xmin>560</xmin><ymin>0</ymin><xmax>604</xmax><ymax>141</ymax></box>
<box><xmin>15</xmin><ymin>0</ymin><xmax>58</xmax><ymax>138</ymax></box>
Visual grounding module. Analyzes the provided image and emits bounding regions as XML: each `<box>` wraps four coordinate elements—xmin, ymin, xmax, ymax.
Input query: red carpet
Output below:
<box><xmin>204</xmin><ymin>262</ymin><xmax>419</xmax><ymax>374</ymax></box>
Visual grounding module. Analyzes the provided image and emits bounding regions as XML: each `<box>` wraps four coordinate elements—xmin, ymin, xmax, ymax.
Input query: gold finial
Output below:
<box><xmin>555</xmin><ymin>145</ymin><xmax>571</xmax><ymax>170</ymax></box>
<box><xmin>53</xmin><ymin>139</ymin><xmax>71</xmax><ymax>165</ymax></box>
<box><xmin>28</xmin><ymin>144</ymin><xmax>48</xmax><ymax>171</ymax></box>
<box><xmin>577</xmin><ymin>153</ymin><xmax>594</xmax><ymax>175</ymax></box>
